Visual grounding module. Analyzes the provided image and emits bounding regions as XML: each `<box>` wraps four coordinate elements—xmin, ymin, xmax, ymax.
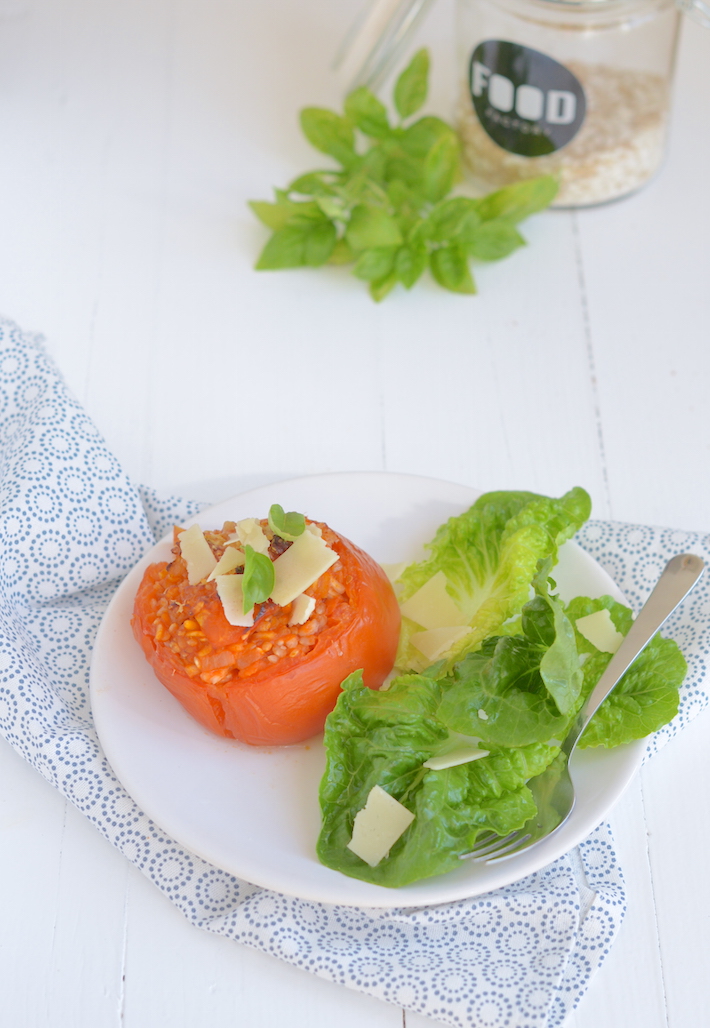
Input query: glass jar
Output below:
<box><xmin>337</xmin><ymin>0</ymin><xmax>710</xmax><ymax>207</ymax></box>
<box><xmin>457</xmin><ymin>0</ymin><xmax>682</xmax><ymax>206</ymax></box>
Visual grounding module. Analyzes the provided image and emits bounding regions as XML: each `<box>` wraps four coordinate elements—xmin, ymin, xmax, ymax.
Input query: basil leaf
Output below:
<box><xmin>422</xmin><ymin>132</ymin><xmax>460</xmax><ymax>203</ymax></box>
<box><xmin>255</xmin><ymin>218</ymin><xmax>336</xmax><ymax>270</ymax></box>
<box><xmin>255</xmin><ymin>224</ymin><xmax>310</xmax><ymax>269</ymax></box>
<box><xmin>249</xmin><ymin>49</ymin><xmax>557</xmax><ymax>301</ymax></box>
<box><xmin>475</xmin><ymin>175</ymin><xmax>559</xmax><ymax>223</ymax></box>
<box><xmin>399</xmin><ymin>115</ymin><xmax>452</xmax><ymax>159</ymax></box>
<box><xmin>268</xmin><ymin>504</ymin><xmax>306</xmax><ymax>541</ymax></box>
<box><xmin>386</xmin><ymin>179</ymin><xmax>419</xmax><ymax>211</ymax></box>
<box><xmin>248</xmin><ymin>200</ymin><xmax>293</xmax><ymax>232</ymax></box>
<box><xmin>242</xmin><ymin>545</ymin><xmax>275</xmax><ymax>612</ymax></box>
<box><xmin>315</xmin><ymin>195</ymin><xmax>349</xmax><ymax>220</ymax></box>
<box><xmin>395</xmin><ymin>243</ymin><xmax>428</xmax><ymax>289</ymax></box>
<box><xmin>328</xmin><ymin>237</ymin><xmax>356</xmax><ymax>265</ymax></box>
<box><xmin>345</xmin><ymin>87</ymin><xmax>391</xmax><ymax>138</ymax></box>
<box><xmin>289</xmin><ymin>171</ymin><xmax>340</xmax><ymax>197</ymax></box>
<box><xmin>426</xmin><ymin>197</ymin><xmax>480</xmax><ymax>242</ymax></box>
<box><xmin>369</xmin><ymin>270</ymin><xmax>398</xmax><ymax>303</ymax></box>
<box><xmin>408</xmin><ymin>217</ymin><xmax>432</xmax><ymax>245</ymax></box>
<box><xmin>393</xmin><ymin>49</ymin><xmax>429</xmax><ymax>121</ymax></box>
<box><xmin>300</xmin><ymin>108</ymin><xmax>358</xmax><ymax>168</ymax></box>
<box><xmin>353</xmin><ymin>246</ymin><xmax>398</xmax><ymax>282</ymax></box>
<box><xmin>303</xmin><ymin>220</ymin><xmax>337</xmax><ymax>267</ymax></box>
<box><xmin>382</xmin><ymin>154</ymin><xmax>424</xmax><ymax>191</ymax></box>
<box><xmin>359</xmin><ymin>145</ymin><xmax>388</xmax><ymax>183</ymax></box>
<box><xmin>462</xmin><ymin>220</ymin><xmax>526</xmax><ymax>261</ymax></box>
<box><xmin>248</xmin><ymin>196</ymin><xmax>322</xmax><ymax>231</ymax></box>
<box><xmin>346</xmin><ymin>204</ymin><xmax>403</xmax><ymax>251</ymax></box>
<box><xmin>429</xmin><ymin>244</ymin><xmax>476</xmax><ymax>294</ymax></box>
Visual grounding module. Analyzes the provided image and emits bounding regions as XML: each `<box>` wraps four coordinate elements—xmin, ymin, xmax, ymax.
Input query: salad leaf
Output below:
<box><xmin>316</xmin><ymin>485</ymin><xmax>690</xmax><ymax>888</ymax></box>
<box><xmin>318</xmin><ymin>593</ymin><xmax>687</xmax><ymax>886</ymax></box>
<box><xmin>567</xmin><ymin>595</ymin><xmax>687</xmax><ymax>748</ymax></box>
<box><xmin>316</xmin><ymin>489</ymin><xmax>689</xmax><ymax>888</ymax></box>
<box><xmin>395</xmin><ymin>487</ymin><xmax>591</xmax><ymax>672</ymax></box>
<box><xmin>317</xmin><ymin>670</ymin><xmax>557</xmax><ymax>887</ymax></box>
<box><xmin>534</xmin><ymin>566</ymin><xmax>584</xmax><ymax>717</ymax></box>
<box><xmin>437</xmin><ymin>575</ymin><xmax>582</xmax><ymax>747</ymax></box>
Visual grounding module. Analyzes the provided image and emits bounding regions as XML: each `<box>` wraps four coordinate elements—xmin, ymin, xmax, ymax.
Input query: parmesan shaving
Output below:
<box><xmin>178</xmin><ymin>524</ymin><xmax>218</xmax><ymax>585</ymax></box>
<box><xmin>575</xmin><ymin>608</ymin><xmax>624</xmax><ymax>654</ymax></box>
<box><xmin>235</xmin><ymin>518</ymin><xmax>270</xmax><ymax>554</ymax></box>
<box><xmin>399</xmin><ymin>570</ymin><xmax>465</xmax><ymax>630</ymax></box>
<box><xmin>207</xmin><ymin>545</ymin><xmax>244</xmax><ymax>581</ymax></box>
<box><xmin>270</xmin><ymin>530</ymin><xmax>339</xmax><ymax>607</ymax></box>
<box><xmin>215</xmin><ymin>574</ymin><xmax>254</xmax><ymax>627</ymax></box>
<box><xmin>410</xmin><ymin>625</ymin><xmax>470</xmax><ymax>662</ymax></box>
<box><xmin>347</xmin><ymin>786</ymin><xmax>415</xmax><ymax>867</ymax></box>
<box><xmin>289</xmin><ymin>593</ymin><xmax>316</xmax><ymax>626</ymax></box>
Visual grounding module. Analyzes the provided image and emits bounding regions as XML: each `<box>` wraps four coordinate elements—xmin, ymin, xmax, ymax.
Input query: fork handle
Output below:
<box><xmin>563</xmin><ymin>553</ymin><xmax>705</xmax><ymax>757</ymax></box>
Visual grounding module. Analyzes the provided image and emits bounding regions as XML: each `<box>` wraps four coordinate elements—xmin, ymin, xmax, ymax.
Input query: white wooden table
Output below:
<box><xmin>1</xmin><ymin>2</ymin><xmax>709</xmax><ymax>1025</ymax></box>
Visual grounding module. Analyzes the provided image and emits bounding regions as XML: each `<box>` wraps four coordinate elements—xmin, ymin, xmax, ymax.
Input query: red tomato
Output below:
<box><xmin>131</xmin><ymin>521</ymin><xmax>401</xmax><ymax>746</ymax></box>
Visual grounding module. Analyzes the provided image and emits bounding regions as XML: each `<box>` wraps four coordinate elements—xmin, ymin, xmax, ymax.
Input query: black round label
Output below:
<box><xmin>469</xmin><ymin>41</ymin><xmax>586</xmax><ymax>157</ymax></box>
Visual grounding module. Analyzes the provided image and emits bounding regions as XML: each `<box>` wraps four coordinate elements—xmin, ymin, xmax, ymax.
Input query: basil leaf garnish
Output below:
<box><xmin>268</xmin><ymin>504</ymin><xmax>306</xmax><ymax>542</ymax></box>
<box><xmin>241</xmin><ymin>545</ymin><xmax>275</xmax><ymax>612</ymax></box>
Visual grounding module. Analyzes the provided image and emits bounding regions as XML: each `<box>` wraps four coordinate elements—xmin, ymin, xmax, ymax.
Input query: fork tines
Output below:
<box><xmin>460</xmin><ymin>829</ymin><xmax>532</xmax><ymax>863</ymax></box>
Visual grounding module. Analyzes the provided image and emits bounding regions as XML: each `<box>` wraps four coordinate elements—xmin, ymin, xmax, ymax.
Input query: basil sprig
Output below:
<box><xmin>268</xmin><ymin>503</ymin><xmax>306</xmax><ymax>541</ymax></box>
<box><xmin>249</xmin><ymin>49</ymin><xmax>558</xmax><ymax>301</ymax></box>
<box><xmin>242</xmin><ymin>545</ymin><xmax>275</xmax><ymax>613</ymax></box>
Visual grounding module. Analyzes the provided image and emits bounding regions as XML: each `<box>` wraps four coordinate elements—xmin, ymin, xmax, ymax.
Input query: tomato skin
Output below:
<box><xmin>132</xmin><ymin>529</ymin><xmax>401</xmax><ymax>746</ymax></box>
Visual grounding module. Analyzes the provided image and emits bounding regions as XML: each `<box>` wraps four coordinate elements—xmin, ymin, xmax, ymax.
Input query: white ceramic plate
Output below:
<box><xmin>90</xmin><ymin>472</ymin><xmax>642</xmax><ymax>908</ymax></box>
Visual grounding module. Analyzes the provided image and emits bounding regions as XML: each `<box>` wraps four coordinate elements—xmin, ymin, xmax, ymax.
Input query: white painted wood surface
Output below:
<box><xmin>0</xmin><ymin>1</ymin><xmax>709</xmax><ymax>1026</ymax></box>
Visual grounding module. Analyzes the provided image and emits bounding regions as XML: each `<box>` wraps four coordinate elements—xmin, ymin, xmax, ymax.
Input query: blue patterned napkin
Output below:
<box><xmin>1</xmin><ymin>316</ymin><xmax>708</xmax><ymax>1028</ymax></box>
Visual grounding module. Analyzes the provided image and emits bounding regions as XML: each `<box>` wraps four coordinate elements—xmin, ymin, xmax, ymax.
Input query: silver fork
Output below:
<box><xmin>461</xmin><ymin>552</ymin><xmax>706</xmax><ymax>864</ymax></box>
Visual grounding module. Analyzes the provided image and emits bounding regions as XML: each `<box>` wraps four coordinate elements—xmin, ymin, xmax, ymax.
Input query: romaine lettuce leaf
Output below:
<box><xmin>436</xmin><ymin>575</ymin><xmax>582</xmax><ymax>746</ymax></box>
<box><xmin>317</xmin><ymin>670</ymin><xmax>557</xmax><ymax>887</ymax></box>
<box><xmin>567</xmin><ymin>596</ymin><xmax>687</xmax><ymax>748</ymax></box>
<box><xmin>316</xmin><ymin>491</ymin><xmax>688</xmax><ymax>889</ymax></box>
<box><xmin>395</xmin><ymin>487</ymin><xmax>591</xmax><ymax>671</ymax></box>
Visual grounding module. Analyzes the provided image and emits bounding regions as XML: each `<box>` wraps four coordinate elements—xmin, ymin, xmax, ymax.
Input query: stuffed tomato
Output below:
<box><xmin>131</xmin><ymin>512</ymin><xmax>401</xmax><ymax>746</ymax></box>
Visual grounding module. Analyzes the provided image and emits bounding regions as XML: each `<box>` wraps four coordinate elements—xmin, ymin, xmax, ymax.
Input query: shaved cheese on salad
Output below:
<box><xmin>410</xmin><ymin>625</ymin><xmax>470</xmax><ymax>662</ymax></box>
<box><xmin>575</xmin><ymin>608</ymin><xmax>624</xmax><ymax>654</ymax></box>
<box><xmin>347</xmin><ymin>785</ymin><xmax>415</xmax><ymax>867</ymax></box>
<box><xmin>399</xmin><ymin>570</ymin><xmax>465</xmax><ymax>630</ymax></box>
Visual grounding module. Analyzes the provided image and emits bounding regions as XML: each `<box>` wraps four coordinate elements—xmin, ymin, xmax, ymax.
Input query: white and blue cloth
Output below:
<box><xmin>1</xmin><ymin>316</ymin><xmax>708</xmax><ymax>1028</ymax></box>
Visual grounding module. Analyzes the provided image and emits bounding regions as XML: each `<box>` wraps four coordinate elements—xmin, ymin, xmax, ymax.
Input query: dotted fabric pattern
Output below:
<box><xmin>1</xmin><ymin>316</ymin><xmax>708</xmax><ymax>1028</ymax></box>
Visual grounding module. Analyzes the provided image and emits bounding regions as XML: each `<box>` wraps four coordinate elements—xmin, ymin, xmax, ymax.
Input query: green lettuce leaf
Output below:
<box><xmin>436</xmin><ymin>575</ymin><xmax>582</xmax><ymax>746</ymax></box>
<box><xmin>396</xmin><ymin>487</ymin><xmax>591</xmax><ymax>671</ymax></box>
<box><xmin>567</xmin><ymin>596</ymin><xmax>687</xmax><ymax>748</ymax></box>
<box><xmin>316</xmin><ymin>492</ymin><xmax>689</xmax><ymax>890</ymax></box>
<box><xmin>317</xmin><ymin>670</ymin><xmax>557</xmax><ymax>887</ymax></box>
